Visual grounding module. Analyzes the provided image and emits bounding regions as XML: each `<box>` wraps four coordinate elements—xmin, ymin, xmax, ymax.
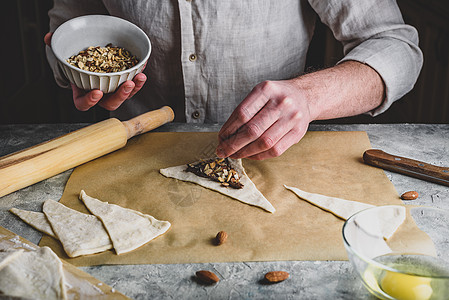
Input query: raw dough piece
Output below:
<box><xmin>160</xmin><ymin>158</ymin><xmax>275</xmax><ymax>213</ymax></box>
<box><xmin>284</xmin><ymin>185</ymin><xmax>374</xmax><ymax>220</ymax></box>
<box><xmin>0</xmin><ymin>247</ymin><xmax>67</xmax><ymax>300</ymax></box>
<box><xmin>0</xmin><ymin>249</ymin><xmax>23</xmax><ymax>270</ymax></box>
<box><xmin>43</xmin><ymin>200</ymin><xmax>113</xmax><ymax>257</ymax></box>
<box><xmin>79</xmin><ymin>190</ymin><xmax>171</xmax><ymax>255</ymax></box>
<box><xmin>343</xmin><ymin>219</ymin><xmax>393</xmax><ymax>258</ymax></box>
<box><xmin>284</xmin><ymin>185</ymin><xmax>406</xmax><ymax>240</ymax></box>
<box><xmin>10</xmin><ymin>207</ymin><xmax>57</xmax><ymax>238</ymax></box>
<box><xmin>354</xmin><ymin>205</ymin><xmax>406</xmax><ymax>240</ymax></box>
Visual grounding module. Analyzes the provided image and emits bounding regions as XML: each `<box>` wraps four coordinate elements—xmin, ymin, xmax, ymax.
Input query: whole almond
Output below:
<box><xmin>401</xmin><ymin>191</ymin><xmax>419</xmax><ymax>200</ymax></box>
<box><xmin>196</xmin><ymin>270</ymin><xmax>219</xmax><ymax>284</ymax></box>
<box><xmin>215</xmin><ymin>231</ymin><xmax>228</xmax><ymax>245</ymax></box>
<box><xmin>264</xmin><ymin>271</ymin><xmax>289</xmax><ymax>283</ymax></box>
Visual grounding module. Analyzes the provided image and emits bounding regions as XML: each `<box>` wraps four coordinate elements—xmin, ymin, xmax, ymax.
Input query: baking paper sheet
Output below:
<box><xmin>39</xmin><ymin>131</ymin><xmax>427</xmax><ymax>266</ymax></box>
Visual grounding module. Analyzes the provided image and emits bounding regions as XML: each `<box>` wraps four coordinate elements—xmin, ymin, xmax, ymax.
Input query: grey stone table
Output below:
<box><xmin>1</xmin><ymin>123</ymin><xmax>448</xmax><ymax>299</ymax></box>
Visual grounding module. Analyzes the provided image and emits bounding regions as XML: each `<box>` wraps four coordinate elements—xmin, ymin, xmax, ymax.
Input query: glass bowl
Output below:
<box><xmin>343</xmin><ymin>205</ymin><xmax>449</xmax><ymax>300</ymax></box>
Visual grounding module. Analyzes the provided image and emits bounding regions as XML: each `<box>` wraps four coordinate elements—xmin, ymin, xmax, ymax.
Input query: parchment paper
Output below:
<box><xmin>39</xmin><ymin>131</ymin><xmax>413</xmax><ymax>266</ymax></box>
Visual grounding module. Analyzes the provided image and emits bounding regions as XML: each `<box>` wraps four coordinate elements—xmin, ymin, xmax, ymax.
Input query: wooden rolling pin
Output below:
<box><xmin>0</xmin><ymin>106</ymin><xmax>174</xmax><ymax>198</ymax></box>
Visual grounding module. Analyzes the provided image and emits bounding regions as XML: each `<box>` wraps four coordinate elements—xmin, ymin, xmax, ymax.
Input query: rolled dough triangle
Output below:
<box><xmin>10</xmin><ymin>208</ymin><xmax>57</xmax><ymax>238</ymax></box>
<box><xmin>160</xmin><ymin>158</ymin><xmax>275</xmax><ymax>213</ymax></box>
<box><xmin>43</xmin><ymin>200</ymin><xmax>113</xmax><ymax>258</ymax></box>
<box><xmin>79</xmin><ymin>190</ymin><xmax>171</xmax><ymax>255</ymax></box>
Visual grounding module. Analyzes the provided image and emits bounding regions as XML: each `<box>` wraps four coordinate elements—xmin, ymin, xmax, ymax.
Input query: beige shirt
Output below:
<box><xmin>47</xmin><ymin>0</ymin><xmax>422</xmax><ymax>123</ymax></box>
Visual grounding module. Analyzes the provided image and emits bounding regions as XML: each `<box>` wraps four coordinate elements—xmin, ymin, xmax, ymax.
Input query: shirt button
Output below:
<box><xmin>192</xmin><ymin>111</ymin><xmax>200</xmax><ymax>119</ymax></box>
<box><xmin>189</xmin><ymin>54</ymin><xmax>197</xmax><ymax>62</ymax></box>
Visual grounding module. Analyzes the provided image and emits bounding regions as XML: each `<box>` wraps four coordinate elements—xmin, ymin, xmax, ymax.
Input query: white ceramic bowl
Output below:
<box><xmin>51</xmin><ymin>15</ymin><xmax>151</xmax><ymax>93</ymax></box>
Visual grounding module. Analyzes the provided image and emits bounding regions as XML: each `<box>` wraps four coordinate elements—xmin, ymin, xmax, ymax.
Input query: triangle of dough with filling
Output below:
<box><xmin>160</xmin><ymin>158</ymin><xmax>275</xmax><ymax>213</ymax></box>
<box><xmin>10</xmin><ymin>208</ymin><xmax>57</xmax><ymax>238</ymax></box>
<box><xmin>0</xmin><ymin>247</ymin><xmax>67</xmax><ymax>300</ymax></box>
<box><xmin>43</xmin><ymin>200</ymin><xmax>113</xmax><ymax>257</ymax></box>
<box><xmin>79</xmin><ymin>190</ymin><xmax>171</xmax><ymax>255</ymax></box>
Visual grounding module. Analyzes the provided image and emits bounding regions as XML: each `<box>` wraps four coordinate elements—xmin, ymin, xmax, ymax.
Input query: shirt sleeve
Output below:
<box><xmin>46</xmin><ymin>0</ymin><xmax>109</xmax><ymax>89</ymax></box>
<box><xmin>308</xmin><ymin>0</ymin><xmax>423</xmax><ymax>116</ymax></box>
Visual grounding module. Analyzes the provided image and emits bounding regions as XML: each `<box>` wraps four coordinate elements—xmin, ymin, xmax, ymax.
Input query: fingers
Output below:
<box><xmin>217</xmin><ymin>80</ymin><xmax>312</xmax><ymax>160</ymax></box>
<box><xmin>229</xmin><ymin>121</ymin><xmax>289</xmax><ymax>159</ymax></box>
<box><xmin>98</xmin><ymin>81</ymin><xmax>135</xmax><ymax>111</ymax></box>
<box><xmin>71</xmin><ymin>74</ymin><xmax>146</xmax><ymax>111</ymax></box>
<box><xmin>218</xmin><ymin>81</ymin><xmax>272</xmax><ymax>141</ymax></box>
<box><xmin>229</xmin><ymin>108</ymin><xmax>307</xmax><ymax>159</ymax></box>
<box><xmin>72</xmin><ymin>84</ymin><xmax>103</xmax><ymax>111</ymax></box>
<box><xmin>217</xmin><ymin>100</ymin><xmax>283</xmax><ymax>158</ymax></box>
<box><xmin>128</xmin><ymin>73</ymin><xmax>147</xmax><ymax>99</ymax></box>
<box><xmin>246</xmin><ymin>127</ymin><xmax>307</xmax><ymax>160</ymax></box>
<box><xmin>231</xmin><ymin>106</ymin><xmax>308</xmax><ymax>158</ymax></box>
<box><xmin>44</xmin><ymin>32</ymin><xmax>53</xmax><ymax>47</ymax></box>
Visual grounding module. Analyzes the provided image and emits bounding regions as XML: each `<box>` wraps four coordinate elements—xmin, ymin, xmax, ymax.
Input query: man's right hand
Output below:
<box><xmin>44</xmin><ymin>32</ymin><xmax>147</xmax><ymax>111</ymax></box>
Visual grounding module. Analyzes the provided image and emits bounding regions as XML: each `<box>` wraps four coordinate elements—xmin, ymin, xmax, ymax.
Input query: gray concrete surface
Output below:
<box><xmin>1</xmin><ymin>123</ymin><xmax>448</xmax><ymax>299</ymax></box>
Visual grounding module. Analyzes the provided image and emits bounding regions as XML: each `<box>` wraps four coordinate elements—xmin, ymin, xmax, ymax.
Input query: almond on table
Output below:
<box><xmin>264</xmin><ymin>271</ymin><xmax>290</xmax><ymax>283</ymax></box>
<box><xmin>401</xmin><ymin>191</ymin><xmax>419</xmax><ymax>200</ymax></box>
<box><xmin>195</xmin><ymin>270</ymin><xmax>220</xmax><ymax>284</ymax></box>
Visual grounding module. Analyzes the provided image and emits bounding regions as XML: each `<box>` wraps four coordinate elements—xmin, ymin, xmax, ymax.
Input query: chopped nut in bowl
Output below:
<box><xmin>66</xmin><ymin>45</ymin><xmax>139</xmax><ymax>74</ymax></box>
<box><xmin>50</xmin><ymin>15</ymin><xmax>151</xmax><ymax>93</ymax></box>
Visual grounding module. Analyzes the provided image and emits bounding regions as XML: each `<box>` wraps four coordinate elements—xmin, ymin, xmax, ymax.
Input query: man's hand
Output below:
<box><xmin>216</xmin><ymin>61</ymin><xmax>385</xmax><ymax>160</ymax></box>
<box><xmin>216</xmin><ymin>80</ymin><xmax>312</xmax><ymax>160</ymax></box>
<box><xmin>44</xmin><ymin>32</ymin><xmax>147</xmax><ymax>111</ymax></box>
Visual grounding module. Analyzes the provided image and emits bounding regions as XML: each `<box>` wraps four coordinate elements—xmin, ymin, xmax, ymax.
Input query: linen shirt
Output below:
<box><xmin>46</xmin><ymin>0</ymin><xmax>422</xmax><ymax>123</ymax></box>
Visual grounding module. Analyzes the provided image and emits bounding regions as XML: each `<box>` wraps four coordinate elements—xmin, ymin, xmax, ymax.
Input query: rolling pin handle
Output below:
<box><xmin>122</xmin><ymin>106</ymin><xmax>175</xmax><ymax>139</ymax></box>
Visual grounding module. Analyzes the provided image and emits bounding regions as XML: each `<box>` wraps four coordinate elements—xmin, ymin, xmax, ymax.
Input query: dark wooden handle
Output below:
<box><xmin>363</xmin><ymin>149</ymin><xmax>449</xmax><ymax>186</ymax></box>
